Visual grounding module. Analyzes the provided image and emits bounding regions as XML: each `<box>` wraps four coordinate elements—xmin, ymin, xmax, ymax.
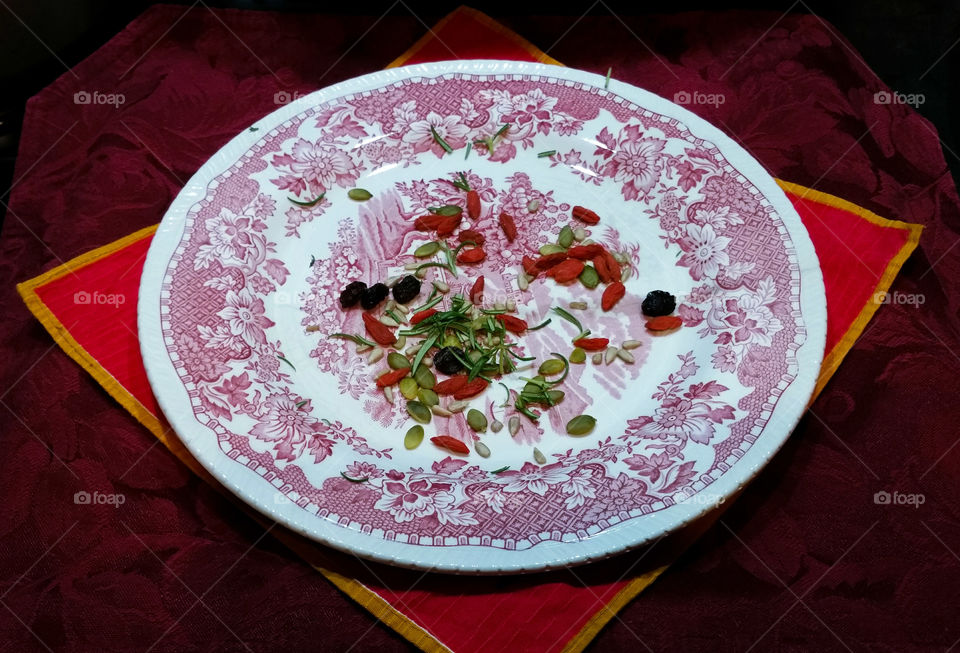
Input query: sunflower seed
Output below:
<box><xmin>622</xmin><ymin>339</ymin><xmax>642</xmax><ymax>350</ymax></box>
<box><xmin>367</xmin><ymin>347</ymin><xmax>384</xmax><ymax>364</ymax></box>
<box><xmin>434</xmin><ymin>280</ymin><xmax>449</xmax><ymax>293</ymax></box>
<box><xmin>414</xmin><ymin>366</ymin><xmax>436</xmax><ymax>389</ymax></box>
<box><xmin>383</xmin><ymin>385</ymin><xmax>394</xmax><ymax>404</ymax></box>
<box><xmin>447</xmin><ymin>400</ymin><xmax>470</xmax><ymax>413</ymax></box>
<box><xmin>581</xmin><ymin>238</ymin><xmax>595</xmax><ymax>245</ymax></box>
<box><xmin>570</xmin><ymin>347</ymin><xmax>586</xmax><ymax>364</ymax></box>
<box><xmin>621</xmin><ymin>267</ymin><xmax>632</xmax><ymax>282</ymax></box>
<box><xmin>422</xmin><ymin>356</ymin><xmax>433</xmax><ymax>367</ymax></box>
<box><xmin>394</xmin><ymin>335</ymin><xmax>406</xmax><ymax>349</ymax></box>
<box><xmin>558</xmin><ymin>225</ymin><xmax>575</xmax><ymax>248</ymax></box>
<box><xmin>475</xmin><ymin>441</ymin><xmax>491</xmax><ymax>458</ymax></box>
<box><xmin>566</xmin><ymin>414</ymin><xmax>596</xmax><ymax>436</ymax></box>
<box><xmin>388</xmin><ymin>352</ymin><xmax>411</xmax><ymax>370</ymax></box>
<box><xmin>527</xmin><ymin>199</ymin><xmax>541</xmax><ymax>212</ymax></box>
<box><xmin>418</xmin><ymin>388</ymin><xmax>439</xmax><ymax>407</ymax></box>
<box><xmin>395</xmin><ymin>303</ymin><xmax>409</xmax><ymax>315</ymax></box>
<box><xmin>385</xmin><ymin>299</ymin><xmax>396</xmax><ymax>312</ymax></box>
<box><xmin>494</xmin><ymin>301</ymin><xmax>505</xmax><ymax>310</ymax></box>
<box><xmin>386</xmin><ymin>275</ymin><xmax>403</xmax><ymax>288</ymax></box>
<box><xmin>467</xmin><ymin>409</ymin><xmax>488</xmax><ymax>432</ymax></box>
<box><xmin>506</xmin><ymin>298</ymin><xmax>517</xmax><ymax>311</ymax></box>
<box><xmin>613</xmin><ymin>252</ymin><xmax>628</xmax><ymax>264</ymax></box>
<box><xmin>399</xmin><ymin>377</ymin><xmax>419</xmax><ymax>400</ymax></box>
<box><xmin>490</xmin><ymin>419</ymin><xmax>504</xmax><ymax>433</ymax></box>
<box><xmin>533</xmin><ymin>448</ymin><xmax>546</xmax><ymax>464</ymax></box>
<box><xmin>508</xmin><ymin>416</ymin><xmax>520</xmax><ymax>436</ymax></box>
<box><xmin>592</xmin><ymin>352</ymin><xmax>603</xmax><ymax>364</ymax></box>
<box><xmin>568</xmin><ymin>301</ymin><xmax>588</xmax><ymax>310</ymax></box>
<box><xmin>617</xmin><ymin>348</ymin><xmax>635</xmax><ymax>363</ymax></box>
<box><xmin>415</xmin><ymin>268</ymin><xmax>427</xmax><ymax>279</ymax></box>
<box><xmin>404</xmin><ymin>262</ymin><xmax>421</xmax><ymax>271</ymax></box>
<box><xmin>405</xmin><ymin>344</ymin><xmax>420</xmax><ymax>356</ymax></box>
<box><xmin>404</xmin><ymin>425</ymin><xmax>424</xmax><ymax>449</ymax></box>
<box><xmin>605</xmin><ymin>346</ymin><xmax>618</xmax><ymax>365</ymax></box>
<box><xmin>305</xmin><ymin>325</ymin><xmax>320</xmax><ymax>332</ymax></box>
<box><xmin>518</xmin><ymin>274</ymin><xmax>529</xmax><ymax>291</ymax></box>
<box><xmin>431</xmin><ymin>405</ymin><xmax>453</xmax><ymax>417</ymax></box>
<box><xmin>380</xmin><ymin>315</ymin><xmax>398</xmax><ymax>327</ymax></box>
<box><xmin>356</xmin><ymin>342</ymin><xmax>372</xmax><ymax>354</ymax></box>
<box><xmin>573</xmin><ymin>227</ymin><xmax>587</xmax><ymax>242</ymax></box>
<box><xmin>406</xmin><ymin>401</ymin><xmax>431</xmax><ymax>423</ymax></box>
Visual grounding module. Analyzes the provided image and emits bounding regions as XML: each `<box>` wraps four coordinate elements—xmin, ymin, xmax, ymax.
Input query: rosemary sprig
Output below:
<box><xmin>430</xmin><ymin>126</ymin><xmax>453</xmax><ymax>153</ymax></box>
<box><xmin>411</xmin><ymin>333</ymin><xmax>438</xmax><ymax>374</ymax></box>
<box><xmin>527</xmin><ymin>317</ymin><xmax>552</xmax><ymax>331</ymax></box>
<box><xmin>551</xmin><ymin>306</ymin><xmax>591</xmax><ymax>340</ymax></box>
<box><xmin>464</xmin><ymin>142</ymin><xmax>472</xmax><ymax>160</ymax></box>
<box><xmin>490</xmin><ymin>466</ymin><xmax>510</xmax><ymax>474</ymax></box>
<box><xmin>295</xmin><ymin>400</ymin><xmax>308</xmax><ymax>408</ymax></box>
<box><xmin>276</xmin><ymin>355</ymin><xmax>296</xmax><ymax>371</ymax></box>
<box><xmin>604</xmin><ymin>67</ymin><xmax>612</xmax><ymax>89</ymax></box>
<box><xmin>537</xmin><ymin>150</ymin><xmax>557</xmax><ymax>158</ymax></box>
<box><xmin>340</xmin><ymin>472</ymin><xmax>368</xmax><ymax>483</ymax></box>
<box><xmin>288</xmin><ymin>193</ymin><xmax>325</xmax><ymax>207</ymax></box>
<box><xmin>451</xmin><ymin>172</ymin><xmax>471</xmax><ymax>192</ymax></box>
<box><xmin>328</xmin><ymin>333</ymin><xmax>376</xmax><ymax>347</ymax></box>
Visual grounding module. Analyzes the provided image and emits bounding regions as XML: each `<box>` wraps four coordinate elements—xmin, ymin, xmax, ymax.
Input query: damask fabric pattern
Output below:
<box><xmin>0</xmin><ymin>6</ymin><xmax>957</xmax><ymax>652</ymax></box>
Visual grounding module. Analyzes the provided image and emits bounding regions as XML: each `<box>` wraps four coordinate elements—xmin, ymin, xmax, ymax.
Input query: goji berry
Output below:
<box><xmin>414</xmin><ymin>214</ymin><xmax>444</xmax><ymax>231</ymax></box>
<box><xmin>499</xmin><ymin>212</ymin><xmax>517</xmax><ymax>242</ymax></box>
<box><xmin>645</xmin><ymin>315</ymin><xmax>683</xmax><ymax>331</ymax></box>
<box><xmin>601</xmin><ymin>281</ymin><xmax>625</xmax><ymax>311</ymax></box>
<box><xmin>466</xmin><ymin>190</ymin><xmax>481</xmax><ymax>219</ymax></box>
<box><xmin>572</xmin><ymin>205</ymin><xmax>601</xmax><ymax>225</ymax></box>
<box><xmin>470</xmin><ymin>276</ymin><xmax>484</xmax><ymax>304</ymax></box>
<box><xmin>592</xmin><ymin>254</ymin><xmax>612</xmax><ymax>283</ymax></box>
<box><xmin>522</xmin><ymin>255</ymin><xmax>539</xmax><ymax>277</ymax></box>
<box><xmin>453</xmin><ymin>378</ymin><xmax>489</xmax><ymax>400</ymax></box>
<box><xmin>602</xmin><ymin>251</ymin><xmax>621</xmax><ymax>281</ymax></box>
<box><xmin>573</xmin><ymin>337</ymin><xmax>609</xmax><ymax>351</ymax></box>
<box><xmin>566</xmin><ymin>244</ymin><xmax>605</xmax><ymax>259</ymax></box>
<box><xmin>410</xmin><ymin>308</ymin><xmax>438</xmax><ymax>325</ymax></box>
<box><xmin>548</xmin><ymin>259</ymin><xmax>585</xmax><ymax>283</ymax></box>
<box><xmin>495</xmin><ymin>314</ymin><xmax>528</xmax><ymax>334</ymax></box>
<box><xmin>362</xmin><ymin>312</ymin><xmax>396</xmax><ymax>346</ymax></box>
<box><xmin>434</xmin><ymin>375</ymin><xmax>469</xmax><ymax>395</ymax></box>
<box><xmin>431</xmin><ymin>435</ymin><xmax>470</xmax><ymax>455</ymax></box>
<box><xmin>376</xmin><ymin>367</ymin><xmax>409</xmax><ymax>388</ymax></box>
<box><xmin>458</xmin><ymin>229</ymin><xmax>485</xmax><ymax>246</ymax></box>
<box><xmin>457</xmin><ymin>247</ymin><xmax>486</xmax><ymax>264</ymax></box>
<box><xmin>534</xmin><ymin>252</ymin><xmax>568</xmax><ymax>272</ymax></box>
<box><xmin>436</xmin><ymin>214</ymin><xmax>462</xmax><ymax>237</ymax></box>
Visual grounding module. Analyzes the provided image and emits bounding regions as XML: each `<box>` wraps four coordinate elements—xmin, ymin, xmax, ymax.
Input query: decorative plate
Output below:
<box><xmin>139</xmin><ymin>60</ymin><xmax>825</xmax><ymax>574</ymax></box>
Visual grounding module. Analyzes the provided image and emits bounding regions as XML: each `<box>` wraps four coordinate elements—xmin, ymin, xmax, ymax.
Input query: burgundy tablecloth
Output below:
<box><xmin>2</xmin><ymin>6</ymin><xmax>959</xmax><ymax>651</ymax></box>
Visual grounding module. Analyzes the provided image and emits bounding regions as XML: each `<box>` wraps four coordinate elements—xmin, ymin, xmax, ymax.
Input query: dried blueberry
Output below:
<box><xmin>339</xmin><ymin>281</ymin><xmax>367</xmax><ymax>309</ymax></box>
<box><xmin>641</xmin><ymin>290</ymin><xmax>676</xmax><ymax>317</ymax></box>
<box><xmin>434</xmin><ymin>347</ymin><xmax>465</xmax><ymax>375</ymax></box>
<box><xmin>392</xmin><ymin>275</ymin><xmax>422</xmax><ymax>304</ymax></box>
<box><xmin>360</xmin><ymin>282</ymin><xmax>389</xmax><ymax>310</ymax></box>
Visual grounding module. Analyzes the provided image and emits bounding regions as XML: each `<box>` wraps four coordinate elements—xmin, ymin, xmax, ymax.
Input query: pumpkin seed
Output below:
<box><xmin>570</xmin><ymin>347</ymin><xmax>586</xmax><ymax>364</ymax></box>
<box><xmin>414</xmin><ymin>241</ymin><xmax>440</xmax><ymax>258</ymax></box>
<box><xmin>508</xmin><ymin>416</ymin><xmax>520</xmax><ymax>436</ymax></box>
<box><xmin>579</xmin><ymin>265</ymin><xmax>600</xmax><ymax>289</ymax></box>
<box><xmin>431</xmin><ymin>405</ymin><xmax>453</xmax><ymax>417</ymax></box>
<box><xmin>622</xmin><ymin>339</ymin><xmax>642</xmax><ymax>350</ymax></box>
<box><xmin>506</xmin><ymin>298</ymin><xmax>517</xmax><ymax>311</ymax></box>
<box><xmin>386</xmin><ymin>275</ymin><xmax>403</xmax><ymax>288</ymax></box>
<box><xmin>348</xmin><ymin>188</ymin><xmax>373</xmax><ymax>201</ymax></box>
<box><xmin>367</xmin><ymin>347</ymin><xmax>384</xmax><ymax>364</ymax></box>
<box><xmin>592</xmin><ymin>352</ymin><xmax>603</xmax><ymax>364</ymax></box>
<box><xmin>568</xmin><ymin>301</ymin><xmax>588</xmax><ymax>310</ymax></box>
<box><xmin>538</xmin><ymin>359</ymin><xmax>565</xmax><ymax>376</ymax></box>
<box><xmin>404</xmin><ymin>425</ymin><xmax>424</xmax><ymax>449</ymax></box>
<box><xmin>395</xmin><ymin>335</ymin><xmax>406</xmax><ymax>349</ymax></box>
<box><xmin>613</xmin><ymin>252</ymin><xmax>629</xmax><ymax>264</ymax></box>
<box><xmin>539</xmin><ymin>244</ymin><xmax>566</xmax><ymax>255</ymax></box>
<box><xmin>617</xmin><ymin>348</ymin><xmax>635</xmax><ymax>364</ymax></box>
<box><xmin>581</xmin><ymin>238</ymin><xmax>595</xmax><ymax>245</ymax></box>
<box><xmin>475</xmin><ymin>441</ymin><xmax>491</xmax><ymax>458</ymax></box>
<box><xmin>414</xmin><ymin>366</ymin><xmax>436</xmax><ymax>389</ymax></box>
<box><xmin>448</xmin><ymin>400</ymin><xmax>470</xmax><ymax>413</ymax></box>
<box><xmin>356</xmin><ymin>342</ymin><xmax>372</xmax><ymax>354</ymax></box>
<box><xmin>490</xmin><ymin>419</ymin><xmax>504</xmax><ymax>433</ymax></box>
<box><xmin>533</xmin><ymin>448</ymin><xmax>546</xmax><ymax>464</ymax></box>
<box><xmin>527</xmin><ymin>199</ymin><xmax>541</xmax><ymax>212</ymax></box>
<box><xmin>467</xmin><ymin>409</ymin><xmax>488</xmax><ymax>433</ymax></box>
<box><xmin>405</xmin><ymin>344</ymin><xmax>420</xmax><ymax>356</ymax></box>
<box><xmin>404</xmin><ymin>262</ymin><xmax>421</xmax><ymax>271</ymax></box>
<box><xmin>621</xmin><ymin>266</ymin><xmax>632</xmax><ymax>282</ymax></box>
<box><xmin>406</xmin><ymin>401</ymin><xmax>431</xmax><ymax>424</ymax></box>
<box><xmin>434</xmin><ymin>280</ymin><xmax>449</xmax><ymax>293</ymax></box>
<box><xmin>418</xmin><ymin>388</ymin><xmax>439</xmax><ymax>407</ymax></box>
<box><xmin>573</xmin><ymin>227</ymin><xmax>587</xmax><ymax>242</ymax></box>
<box><xmin>383</xmin><ymin>385</ymin><xmax>394</xmax><ymax>404</ymax></box>
<box><xmin>558</xmin><ymin>225</ymin><xmax>575</xmax><ymax>248</ymax></box>
<box><xmin>380</xmin><ymin>315</ymin><xmax>398</xmax><ymax>327</ymax></box>
<box><xmin>546</xmin><ymin>390</ymin><xmax>565</xmax><ymax>404</ymax></box>
<box><xmin>388</xmin><ymin>352</ymin><xmax>411</xmax><ymax>370</ymax></box>
<box><xmin>566</xmin><ymin>414</ymin><xmax>596</xmax><ymax>436</ymax></box>
<box><xmin>399</xmin><ymin>377</ymin><xmax>419</xmax><ymax>400</ymax></box>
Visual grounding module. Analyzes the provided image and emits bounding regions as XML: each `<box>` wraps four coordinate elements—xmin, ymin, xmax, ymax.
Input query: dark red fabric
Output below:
<box><xmin>1</xmin><ymin>6</ymin><xmax>958</xmax><ymax>652</ymax></box>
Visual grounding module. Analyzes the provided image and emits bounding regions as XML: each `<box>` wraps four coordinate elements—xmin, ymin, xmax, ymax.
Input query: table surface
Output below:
<box><xmin>2</xmin><ymin>7</ymin><xmax>960</xmax><ymax>652</ymax></box>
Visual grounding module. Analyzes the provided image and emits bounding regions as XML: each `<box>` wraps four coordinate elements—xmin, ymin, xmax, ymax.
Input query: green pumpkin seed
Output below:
<box><xmin>414</xmin><ymin>241</ymin><xmax>440</xmax><ymax>258</ymax></box>
<box><xmin>558</xmin><ymin>225</ymin><xmax>575</xmax><ymax>248</ymax></box>
<box><xmin>538</xmin><ymin>359</ymin><xmax>565</xmax><ymax>376</ymax></box>
<box><xmin>348</xmin><ymin>188</ymin><xmax>373</xmax><ymax>201</ymax></box>
<box><xmin>566</xmin><ymin>414</ymin><xmax>596</xmax><ymax>436</ymax></box>
<box><xmin>418</xmin><ymin>388</ymin><xmax>439</xmax><ymax>407</ymax></box>
<box><xmin>546</xmin><ymin>390</ymin><xmax>565</xmax><ymax>404</ymax></box>
<box><xmin>474</xmin><ymin>441</ymin><xmax>491</xmax><ymax>458</ymax></box>
<box><xmin>399</xmin><ymin>377</ymin><xmax>419</xmax><ymax>400</ymax></box>
<box><xmin>579</xmin><ymin>265</ymin><xmax>600</xmax><ymax>289</ymax></box>
<box><xmin>539</xmin><ymin>243</ymin><xmax>566</xmax><ymax>255</ymax></box>
<box><xmin>404</xmin><ymin>425</ymin><xmax>424</xmax><ymax>450</ymax></box>
<box><xmin>414</xmin><ymin>366</ymin><xmax>436</xmax><ymax>389</ymax></box>
<box><xmin>406</xmin><ymin>401</ymin><xmax>432</xmax><ymax>424</ymax></box>
<box><xmin>570</xmin><ymin>347</ymin><xmax>586</xmax><ymax>364</ymax></box>
<box><xmin>388</xmin><ymin>352</ymin><xmax>411</xmax><ymax>370</ymax></box>
<box><xmin>467</xmin><ymin>409</ymin><xmax>488</xmax><ymax>433</ymax></box>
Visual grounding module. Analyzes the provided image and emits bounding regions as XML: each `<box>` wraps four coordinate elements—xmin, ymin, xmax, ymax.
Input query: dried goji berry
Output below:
<box><xmin>645</xmin><ymin>315</ymin><xmax>683</xmax><ymax>331</ymax></box>
<box><xmin>498</xmin><ymin>212</ymin><xmax>517</xmax><ymax>242</ymax></box>
<box><xmin>436</xmin><ymin>214</ymin><xmax>462</xmax><ymax>237</ymax></box>
<box><xmin>414</xmin><ymin>215</ymin><xmax>444</xmax><ymax>231</ymax></box>
<box><xmin>362</xmin><ymin>312</ymin><xmax>396</xmax><ymax>346</ymax></box>
<box><xmin>602</xmin><ymin>251</ymin><xmax>621</xmax><ymax>280</ymax></box>
<box><xmin>410</xmin><ymin>308</ymin><xmax>438</xmax><ymax>325</ymax></box>
<box><xmin>522</xmin><ymin>255</ymin><xmax>539</xmax><ymax>277</ymax></box>
<box><xmin>466</xmin><ymin>190</ymin><xmax>481</xmax><ymax>219</ymax></box>
<box><xmin>592</xmin><ymin>254</ymin><xmax>612</xmax><ymax>283</ymax></box>
<box><xmin>470</xmin><ymin>276</ymin><xmax>484</xmax><ymax>304</ymax></box>
<box><xmin>601</xmin><ymin>281</ymin><xmax>625</xmax><ymax>311</ymax></box>
<box><xmin>376</xmin><ymin>367</ymin><xmax>409</xmax><ymax>388</ymax></box>
<box><xmin>458</xmin><ymin>229</ymin><xmax>485</xmax><ymax>246</ymax></box>
<box><xmin>431</xmin><ymin>435</ymin><xmax>470</xmax><ymax>455</ymax></box>
<box><xmin>566</xmin><ymin>244</ymin><xmax>605</xmax><ymax>259</ymax></box>
<box><xmin>453</xmin><ymin>378</ymin><xmax>489</xmax><ymax>400</ymax></box>
<box><xmin>457</xmin><ymin>247</ymin><xmax>486</xmax><ymax>264</ymax></box>
<box><xmin>548</xmin><ymin>259</ymin><xmax>585</xmax><ymax>283</ymax></box>
<box><xmin>534</xmin><ymin>252</ymin><xmax>568</xmax><ymax>272</ymax></box>
<box><xmin>573</xmin><ymin>337</ymin><xmax>609</xmax><ymax>351</ymax></box>
<box><xmin>572</xmin><ymin>205</ymin><xmax>601</xmax><ymax>225</ymax></box>
<box><xmin>434</xmin><ymin>375</ymin><xmax>469</xmax><ymax>395</ymax></box>
<box><xmin>495</xmin><ymin>314</ymin><xmax>528</xmax><ymax>334</ymax></box>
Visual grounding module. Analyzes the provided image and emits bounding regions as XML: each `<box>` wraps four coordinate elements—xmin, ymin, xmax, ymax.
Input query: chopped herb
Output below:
<box><xmin>430</xmin><ymin>126</ymin><xmax>453</xmax><ymax>153</ymax></box>
<box><xmin>494</xmin><ymin>123</ymin><xmax>510</xmax><ymax>138</ymax></box>
<box><xmin>451</xmin><ymin>172</ymin><xmax>472</xmax><ymax>192</ymax></box>
<box><xmin>295</xmin><ymin>400</ymin><xmax>308</xmax><ymax>408</ymax></box>
<box><xmin>464</xmin><ymin>142</ymin><xmax>472</xmax><ymax>160</ymax></box>
<box><xmin>527</xmin><ymin>317</ymin><xmax>552</xmax><ymax>332</ymax></box>
<box><xmin>276</xmin><ymin>355</ymin><xmax>296</xmax><ymax>371</ymax></box>
<box><xmin>309</xmin><ymin>255</ymin><xmax>316</xmax><ymax>267</ymax></box>
<box><xmin>248</xmin><ymin>126</ymin><xmax>259</xmax><ymax>132</ymax></box>
<box><xmin>340</xmin><ymin>472</ymin><xmax>368</xmax><ymax>483</ymax></box>
<box><xmin>328</xmin><ymin>333</ymin><xmax>377</xmax><ymax>347</ymax></box>
<box><xmin>604</xmin><ymin>67</ymin><xmax>612</xmax><ymax>89</ymax></box>
<box><xmin>538</xmin><ymin>150</ymin><xmax>557</xmax><ymax>158</ymax></box>
<box><xmin>288</xmin><ymin>193</ymin><xmax>325</xmax><ymax>207</ymax></box>
<box><xmin>490</xmin><ymin>466</ymin><xmax>510</xmax><ymax>474</ymax></box>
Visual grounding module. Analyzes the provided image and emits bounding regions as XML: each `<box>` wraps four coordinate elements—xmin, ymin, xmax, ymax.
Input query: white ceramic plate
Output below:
<box><xmin>139</xmin><ymin>60</ymin><xmax>825</xmax><ymax>574</ymax></box>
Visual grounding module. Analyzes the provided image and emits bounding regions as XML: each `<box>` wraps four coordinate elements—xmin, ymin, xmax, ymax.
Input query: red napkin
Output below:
<box><xmin>16</xmin><ymin>7</ymin><xmax>920</xmax><ymax>653</ymax></box>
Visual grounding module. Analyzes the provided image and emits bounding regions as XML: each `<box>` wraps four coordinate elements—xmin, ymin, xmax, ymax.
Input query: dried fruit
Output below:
<box><xmin>566</xmin><ymin>414</ymin><xmax>596</xmax><ymax>436</ymax></box>
<box><xmin>641</xmin><ymin>290</ymin><xmax>677</xmax><ymax>317</ymax></box>
<box><xmin>470</xmin><ymin>276</ymin><xmax>484</xmax><ymax>304</ymax></box>
<box><xmin>467</xmin><ymin>409</ymin><xmax>488</xmax><ymax>433</ymax></box>
<box><xmin>578</xmin><ymin>265</ymin><xmax>600</xmax><ymax>289</ymax></box>
<box><xmin>499</xmin><ymin>212</ymin><xmax>517</xmax><ymax>242</ymax></box>
<box><xmin>572</xmin><ymin>205</ymin><xmax>601</xmax><ymax>225</ymax></box>
<box><xmin>495</xmin><ymin>314</ymin><xmax>528</xmax><ymax>334</ymax></box>
<box><xmin>573</xmin><ymin>337</ymin><xmax>610</xmax><ymax>351</ymax></box>
<box><xmin>593</xmin><ymin>254</ymin><xmax>614</xmax><ymax>283</ymax></box>
<box><xmin>453</xmin><ymin>378</ymin><xmax>489</xmax><ymax>400</ymax></box>
<box><xmin>558</xmin><ymin>225</ymin><xmax>575</xmax><ymax>248</ymax></box>
<box><xmin>522</xmin><ymin>255</ymin><xmax>539</xmax><ymax>276</ymax></box>
<box><xmin>360</xmin><ymin>282</ymin><xmax>389</xmax><ymax>310</ymax></box>
<box><xmin>410</xmin><ymin>308</ymin><xmax>438</xmax><ymax>325</ymax></box>
<box><xmin>548</xmin><ymin>259</ymin><xmax>585</xmax><ymax>283</ymax></box>
<box><xmin>434</xmin><ymin>375</ymin><xmax>469</xmax><ymax>396</ymax></box>
<box><xmin>431</xmin><ymin>435</ymin><xmax>469</xmax><ymax>455</ymax></box>
<box><xmin>376</xmin><ymin>368</ymin><xmax>408</xmax><ymax>388</ymax></box>
<box><xmin>362</xmin><ymin>312</ymin><xmax>396</xmax><ymax>346</ymax></box>
<box><xmin>602</xmin><ymin>281</ymin><xmax>626</xmax><ymax>311</ymax></box>
<box><xmin>458</xmin><ymin>229</ymin><xmax>486</xmax><ymax>246</ymax></box>
<box><xmin>392</xmin><ymin>275</ymin><xmax>422</xmax><ymax>304</ymax></box>
<box><xmin>387</xmin><ymin>352</ymin><xmax>411</xmax><ymax>370</ymax></box>
<box><xmin>466</xmin><ymin>189</ymin><xmax>481</xmax><ymax>218</ymax></box>
<box><xmin>535</xmin><ymin>252</ymin><xmax>568</xmax><ymax>272</ymax></box>
<box><xmin>457</xmin><ymin>247</ymin><xmax>486</xmax><ymax>264</ymax></box>
<box><xmin>434</xmin><ymin>347</ymin><xmax>466</xmax><ymax>375</ymax></box>
<box><xmin>404</xmin><ymin>425</ymin><xmax>424</xmax><ymax>449</ymax></box>
<box><xmin>436</xmin><ymin>214</ymin><xmax>462</xmax><ymax>237</ymax></box>
<box><xmin>339</xmin><ymin>281</ymin><xmax>367</xmax><ymax>308</ymax></box>
<box><xmin>415</xmin><ymin>214</ymin><xmax>444</xmax><ymax>231</ymax></box>
<box><xmin>567</xmin><ymin>244</ymin><xmax>605</xmax><ymax>259</ymax></box>
<box><xmin>646</xmin><ymin>315</ymin><xmax>683</xmax><ymax>331</ymax></box>
<box><xmin>406</xmin><ymin>401</ymin><xmax>432</xmax><ymax>423</ymax></box>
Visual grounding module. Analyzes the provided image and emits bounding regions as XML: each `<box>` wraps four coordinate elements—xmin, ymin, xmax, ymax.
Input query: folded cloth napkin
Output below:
<box><xmin>14</xmin><ymin>6</ymin><xmax>922</xmax><ymax>652</ymax></box>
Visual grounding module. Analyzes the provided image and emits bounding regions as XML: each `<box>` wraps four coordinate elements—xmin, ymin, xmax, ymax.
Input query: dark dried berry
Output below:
<box><xmin>392</xmin><ymin>275</ymin><xmax>422</xmax><ymax>304</ymax></box>
<box><xmin>641</xmin><ymin>290</ymin><xmax>676</xmax><ymax>317</ymax></box>
<box><xmin>360</xmin><ymin>282</ymin><xmax>389</xmax><ymax>310</ymax></box>
<box><xmin>434</xmin><ymin>347</ymin><xmax>465</xmax><ymax>375</ymax></box>
<box><xmin>339</xmin><ymin>281</ymin><xmax>367</xmax><ymax>309</ymax></box>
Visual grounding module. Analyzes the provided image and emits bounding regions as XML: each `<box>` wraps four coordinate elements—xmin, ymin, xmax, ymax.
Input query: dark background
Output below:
<box><xmin>1</xmin><ymin>0</ymin><xmax>958</xmax><ymax>227</ymax></box>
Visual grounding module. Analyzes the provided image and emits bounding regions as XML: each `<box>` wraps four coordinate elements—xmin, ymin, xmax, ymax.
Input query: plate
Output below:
<box><xmin>139</xmin><ymin>60</ymin><xmax>825</xmax><ymax>573</ymax></box>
